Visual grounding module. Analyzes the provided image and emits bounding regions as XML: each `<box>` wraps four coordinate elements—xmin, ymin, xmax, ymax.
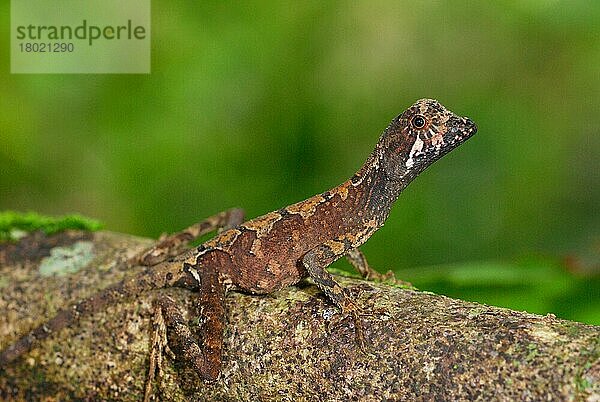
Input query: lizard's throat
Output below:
<box><xmin>351</xmin><ymin>151</ymin><xmax>414</xmax><ymax>222</ymax></box>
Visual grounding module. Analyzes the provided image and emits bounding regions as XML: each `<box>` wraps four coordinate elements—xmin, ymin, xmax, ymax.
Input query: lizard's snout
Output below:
<box><xmin>459</xmin><ymin>116</ymin><xmax>477</xmax><ymax>139</ymax></box>
<box><xmin>463</xmin><ymin>117</ymin><xmax>477</xmax><ymax>135</ymax></box>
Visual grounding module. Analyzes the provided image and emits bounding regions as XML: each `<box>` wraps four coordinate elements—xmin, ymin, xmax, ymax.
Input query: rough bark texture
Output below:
<box><xmin>0</xmin><ymin>230</ymin><xmax>598</xmax><ymax>401</ymax></box>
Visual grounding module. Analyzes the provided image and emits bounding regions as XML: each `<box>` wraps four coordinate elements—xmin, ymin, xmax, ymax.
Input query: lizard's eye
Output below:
<box><xmin>411</xmin><ymin>115</ymin><xmax>427</xmax><ymax>129</ymax></box>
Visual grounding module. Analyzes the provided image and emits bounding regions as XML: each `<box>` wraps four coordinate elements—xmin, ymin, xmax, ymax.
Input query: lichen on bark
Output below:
<box><xmin>0</xmin><ymin>230</ymin><xmax>598</xmax><ymax>401</ymax></box>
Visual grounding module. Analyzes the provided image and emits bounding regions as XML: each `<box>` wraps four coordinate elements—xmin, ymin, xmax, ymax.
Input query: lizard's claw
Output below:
<box><xmin>377</xmin><ymin>270</ymin><xmax>413</xmax><ymax>288</ymax></box>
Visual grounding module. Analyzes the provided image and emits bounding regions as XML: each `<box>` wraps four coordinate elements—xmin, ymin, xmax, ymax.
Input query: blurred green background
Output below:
<box><xmin>1</xmin><ymin>2</ymin><xmax>598</xmax><ymax>324</ymax></box>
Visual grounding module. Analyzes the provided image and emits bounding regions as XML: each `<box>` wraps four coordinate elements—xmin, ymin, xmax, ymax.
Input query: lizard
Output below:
<box><xmin>0</xmin><ymin>98</ymin><xmax>477</xmax><ymax>395</ymax></box>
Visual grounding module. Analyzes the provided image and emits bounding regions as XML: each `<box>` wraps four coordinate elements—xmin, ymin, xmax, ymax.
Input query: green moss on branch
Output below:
<box><xmin>0</xmin><ymin>211</ymin><xmax>103</xmax><ymax>242</ymax></box>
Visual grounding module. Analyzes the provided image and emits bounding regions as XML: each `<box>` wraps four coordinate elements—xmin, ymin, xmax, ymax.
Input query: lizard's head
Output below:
<box><xmin>379</xmin><ymin>98</ymin><xmax>477</xmax><ymax>181</ymax></box>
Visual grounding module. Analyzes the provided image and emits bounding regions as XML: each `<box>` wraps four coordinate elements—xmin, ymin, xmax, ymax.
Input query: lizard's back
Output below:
<box><xmin>199</xmin><ymin>179</ymin><xmax>372</xmax><ymax>294</ymax></box>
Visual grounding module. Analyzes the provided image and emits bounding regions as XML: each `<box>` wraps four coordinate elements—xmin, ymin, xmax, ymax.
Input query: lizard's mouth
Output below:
<box><xmin>453</xmin><ymin>116</ymin><xmax>477</xmax><ymax>144</ymax></box>
<box><xmin>445</xmin><ymin>116</ymin><xmax>477</xmax><ymax>146</ymax></box>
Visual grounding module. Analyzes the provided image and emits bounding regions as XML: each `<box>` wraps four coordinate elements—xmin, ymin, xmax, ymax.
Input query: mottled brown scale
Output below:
<box><xmin>0</xmin><ymin>99</ymin><xmax>477</xmax><ymax>393</ymax></box>
<box><xmin>215</xmin><ymin>179</ymin><xmax>374</xmax><ymax>294</ymax></box>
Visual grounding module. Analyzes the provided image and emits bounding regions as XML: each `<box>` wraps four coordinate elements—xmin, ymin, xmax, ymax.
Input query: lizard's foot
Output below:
<box><xmin>379</xmin><ymin>271</ymin><xmax>413</xmax><ymax>287</ymax></box>
<box><xmin>330</xmin><ymin>298</ymin><xmax>368</xmax><ymax>350</ymax></box>
<box><xmin>345</xmin><ymin>248</ymin><xmax>413</xmax><ymax>287</ymax></box>
<box><xmin>367</xmin><ymin>269</ymin><xmax>405</xmax><ymax>285</ymax></box>
<box><xmin>361</xmin><ymin>268</ymin><xmax>414</xmax><ymax>288</ymax></box>
<box><xmin>144</xmin><ymin>300</ymin><xmax>174</xmax><ymax>402</ymax></box>
<box><xmin>360</xmin><ymin>267</ymin><xmax>414</xmax><ymax>288</ymax></box>
<box><xmin>335</xmin><ymin>288</ymin><xmax>395</xmax><ymax>352</ymax></box>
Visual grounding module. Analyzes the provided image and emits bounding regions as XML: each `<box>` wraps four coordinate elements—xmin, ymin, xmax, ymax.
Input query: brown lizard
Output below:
<box><xmin>0</xmin><ymin>98</ymin><xmax>477</xmax><ymax>394</ymax></box>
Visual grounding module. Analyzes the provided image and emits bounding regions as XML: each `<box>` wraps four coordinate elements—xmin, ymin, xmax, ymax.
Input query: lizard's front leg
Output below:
<box><xmin>302</xmin><ymin>241</ymin><xmax>366</xmax><ymax>346</ymax></box>
<box><xmin>302</xmin><ymin>242</ymin><xmax>354</xmax><ymax>312</ymax></box>
<box><xmin>134</xmin><ymin>208</ymin><xmax>245</xmax><ymax>266</ymax></box>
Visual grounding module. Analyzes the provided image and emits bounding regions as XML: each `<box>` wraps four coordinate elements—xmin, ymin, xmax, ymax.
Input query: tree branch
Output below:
<box><xmin>0</xmin><ymin>231</ymin><xmax>598</xmax><ymax>401</ymax></box>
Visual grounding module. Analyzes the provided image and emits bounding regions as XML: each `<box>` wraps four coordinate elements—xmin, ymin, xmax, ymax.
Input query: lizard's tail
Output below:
<box><xmin>0</xmin><ymin>260</ymin><xmax>196</xmax><ymax>366</ymax></box>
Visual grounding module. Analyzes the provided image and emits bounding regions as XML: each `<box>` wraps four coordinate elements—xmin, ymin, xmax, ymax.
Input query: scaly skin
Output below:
<box><xmin>0</xmin><ymin>98</ymin><xmax>477</xmax><ymax>384</ymax></box>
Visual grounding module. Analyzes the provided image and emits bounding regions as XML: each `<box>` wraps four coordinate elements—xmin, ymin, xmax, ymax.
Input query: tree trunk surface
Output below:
<box><xmin>0</xmin><ymin>230</ymin><xmax>598</xmax><ymax>401</ymax></box>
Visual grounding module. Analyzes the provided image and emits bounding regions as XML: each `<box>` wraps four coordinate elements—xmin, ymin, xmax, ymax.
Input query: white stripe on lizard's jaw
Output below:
<box><xmin>405</xmin><ymin>134</ymin><xmax>424</xmax><ymax>169</ymax></box>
